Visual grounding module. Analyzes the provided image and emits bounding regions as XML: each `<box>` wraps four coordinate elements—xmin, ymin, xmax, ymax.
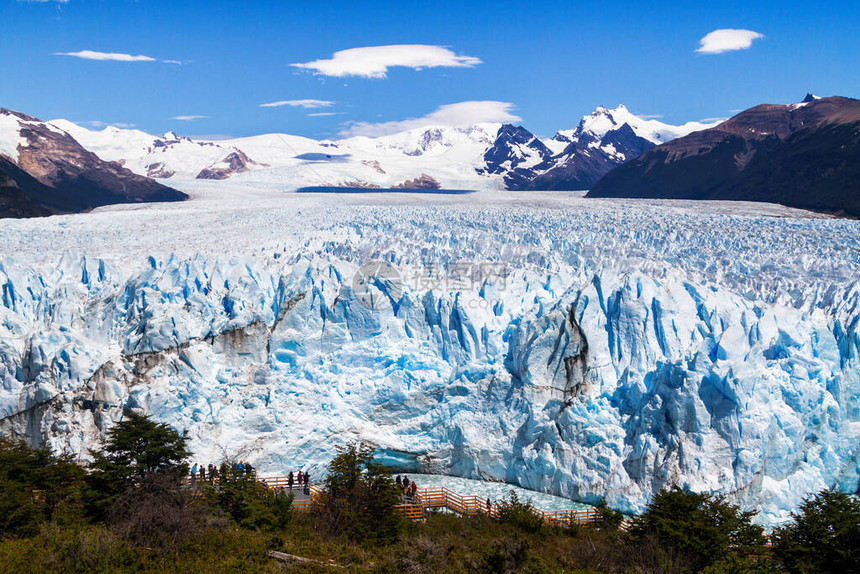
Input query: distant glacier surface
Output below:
<box><xmin>0</xmin><ymin>183</ymin><xmax>858</xmax><ymax>526</ymax></box>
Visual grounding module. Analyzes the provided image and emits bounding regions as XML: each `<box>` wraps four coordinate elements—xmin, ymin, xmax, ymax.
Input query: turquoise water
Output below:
<box><xmin>399</xmin><ymin>474</ymin><xmax>592</xmax><ymax>512</ymax></box>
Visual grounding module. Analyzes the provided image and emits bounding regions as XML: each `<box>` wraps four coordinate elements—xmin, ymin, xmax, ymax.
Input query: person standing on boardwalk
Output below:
<box><xmin>298</xmin><ymin>470</ymin><xmax>304</xmax><ymax>486</ymax></box>
<box><xmin>303</xmin><ymin>471</ymin><xmax>310</xmax><ymax>494</ymax></box>
<box><xmin>288</xmin><ymin>471</ymin><xmax>294</xmax><ymax>490</ymax></box>
<box><xmin>411</xmin><ymin>481</ymin><xmax>418</xmax><ymax>499</ymax></box>
<box><xmin>396</xmin><ymin>475</ymin><xmax>402</xmax><ymax>489</ymax></box>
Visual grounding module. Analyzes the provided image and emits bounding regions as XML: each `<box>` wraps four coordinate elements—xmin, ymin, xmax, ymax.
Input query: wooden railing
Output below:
<box><xmin>411</xmin><ymin>487</ymin><xmax>606</xmax><ymax>528</ymax></box>
<box><xmin>189</xmin><ymin>475</ymin><xmax>617</xmax><ymax>528</ymax></box>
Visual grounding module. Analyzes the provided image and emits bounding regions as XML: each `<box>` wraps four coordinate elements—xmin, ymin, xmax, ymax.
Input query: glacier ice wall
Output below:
<box><xmin>0</xmin><ymin>197</ymin><xmax>858</xmax><ymax>525</ymax></box>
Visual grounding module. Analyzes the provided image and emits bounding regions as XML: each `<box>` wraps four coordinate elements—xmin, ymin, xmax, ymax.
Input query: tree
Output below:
<box><xmin>631</xmin><ymin>486</ymin><xmax>767</xmax><ymax>573</ymax></box>
<box><xmin>84</xmin><ymin>412</ymin><xmax>190</xmax><ymax>519</ymax></box>
<box><xmin>204</xmin><ymin>463</ymin><xmax>293</xmax><ymax>530</ymax></box>
<box><xmin>315</xmin><ymin>442</ymin><xmax>404</xmax><ymax>544</ymax></box>
<box><xmin>772</xmin><ymin>489</ymin><xmax>860</xmax><ymax>573</ymax></box>
<box><xmin>594</xmin><ymin>497</ymin><xmax>624</xmax><ymax>531</ymax></box>
<box><xmin>495</xmin><ymin>489</ymin><xmax>545</xmax><ymax>534</ymax></box>
<box><xmin>0</xmin><ymin>438</ymin><xmax>85</xmax><ymax>536</ymax></box>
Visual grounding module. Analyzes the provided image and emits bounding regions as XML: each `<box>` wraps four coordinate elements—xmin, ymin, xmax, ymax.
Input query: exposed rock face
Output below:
<box><xmin>196</xmin><ymin>150</ymin><xmax>257</xmax><ymax>180</ymax></box>
<box><xmin>0</xmin><ymin>108</ymin><xmax>187</xmax><ymax>215</ymax></box>
<box><xmin>393</xmin><ymin>174</ymin><xmax>441</xmax><ymax>190</ymax></box>
<box><xmin>361</xmin><ymin>160</ymin><xmax>386</xmax><ymax>174</ymax></box>
<box><xmin>0</xmin><ymin>166</ymin><xmax>51</xmax><ymax>218</ymax></box>
<box><xmin>480</xmin><ymin>118</ymin><xmax>657</xmax><ymax>191</ymax></box>
<box><xmin>588</xmin><ymin>96</ymin><xmax>860</xmax><ymax>216</ymax></box>
<box><xmin>337</xmin><ymin>181</ymin><xmax>381</xmax><ymax>189</ymax></box>
<box><xmin>145</xmin><ymin>162</ymin><xmax>176</xmax><ymax>179</ymax></box>
<box><xmin>480</xmin><ymin>124</ymin><xmax>553</xmax><ymax>175</ymax></box>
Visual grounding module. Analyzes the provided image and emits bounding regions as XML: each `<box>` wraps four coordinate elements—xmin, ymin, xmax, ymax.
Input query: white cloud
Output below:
<box><xmin>259</xmin><ymin>99</ymin><xmax>335</xmax><ymax>109</ymax></box>
<box><xmin>308</xmin><ymin>112</ymin><xmax>345</xmax><ymax>117</ymax></box>
<box><xmin>695</xmin><ymin>29</ymin><xmax>764</xmax><ymax>54</ymax></box>
<box><xmin>54</xmin><ymin>50</ymin><xmax>156</xmax><ymax>62</ymax></box>
<box><xmin>339</xmin><ymin>101</ymin><xmax>520</xmax><ymax>137</ymax></box>
<box><xmin>170</xmin><ymin>115</ymin><xmax>207</xmax><ymax>121</ymax></box>
<box><xmin>86</xmin><ymin>121</ymin><xmax>135</xmax><ymax>129</ymax></box>
<box><xmin>292</xmin><ymin>45</ymin><xmax>481</xmax><ymax>78</ymax></box>
<box><xmin>163</xmin><ymin>60</ymin><xmax>183</xmax><ymax>65</ymax></box>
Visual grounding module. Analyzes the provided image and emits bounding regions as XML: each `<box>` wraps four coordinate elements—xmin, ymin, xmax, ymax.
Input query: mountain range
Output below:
<box><xmin>0</xmin><ymin>108</ymin><xmax>187</xmax><ymax>217</ymax></box>
<box><xmin>589</xmin><ymin>95</ymin><xmax>860</xmax><ymax>216</ymax></box>
<box><xmin>1</xmin><ymin>95</ymin><xmax>858</xmax><ymax>218</ymax></box>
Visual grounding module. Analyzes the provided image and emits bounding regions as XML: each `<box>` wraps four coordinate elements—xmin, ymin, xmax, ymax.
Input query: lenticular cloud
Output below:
<box><xmin>292</xmin><ymin>45</ymin><xmax>481</xmax><ymax>78</ymax></box>
<box><xmin>695</xmin><ymin>29</ymin><xmax>764</xmax><ymax>54</ymax></box>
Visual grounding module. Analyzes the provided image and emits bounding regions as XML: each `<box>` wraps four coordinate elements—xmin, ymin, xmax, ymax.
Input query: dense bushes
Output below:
<box><xmin>202</xmin><ymin>464</ymin><xmax>294</xmax><ymax>530</ymax></box>
<box><xmin>2</xmin><ymin>422</ymin><xmax>860</xmax><ymax>572</ymax></box>
<box><xmin>0</xmin><ymin>437</ymin><xmax>85</xmax><ymax>537</ymax></box>
<box><xmin>630</xmin><ymin>486</ymin><xmax>768</xmax><ymax>573</ymax></box>
<box><xmin>83</xmin><ymin>412</ymin><xmax>190</xmax><ymax>519</ymax></box>
<box><xmin>313</xmin><ymin>442</ymin><xmax>404</xmax><ymax>544</ymax></box>
<box><xmin>773</xmin><ymin>489</ymin><xmax>860</xmax><ymax>573</ymax></box>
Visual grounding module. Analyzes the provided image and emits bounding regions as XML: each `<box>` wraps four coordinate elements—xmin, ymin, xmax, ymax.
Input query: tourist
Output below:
<box><xmin>396</xmin><ymin>475</ymin><xmax>402</xmax><ymax>488</ymax></box>
<box><xmin>411</xmin><ymin>481</ymin><xmax>418</xmax><ymax>499</ymax></box>
<box><xmin>288</xmin><ymin>471</ymin><xmax>294</xmax><ymax>490</ymax></box>
<box><xmin>403</xmin><ymin>476</ymin><xmax>410</xmax><ymax>490</ymax></box>
<box><xmin>486</xmin><ymin>498</ymin><xmax>492</xmax><ymax>513</ymax></box>
<box><xmin>199</xmin><ymin>464</ymin><xmax>206</xmax><ymax>480</ymax></box>
<box><xmin>303</xmin><ymin>471</ymin><xmax>310</xmax><ymax>494</ymax></box>
<box><xmin>298</xmin><ymin>470</ymin><xmax>304</xmax><ymax>486</ymax></box>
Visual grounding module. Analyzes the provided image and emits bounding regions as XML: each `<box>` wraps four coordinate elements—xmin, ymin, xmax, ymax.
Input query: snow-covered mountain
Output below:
<box><xmin>492</xmin><ymin>106</ymin><xmax>721</xmax><ymax>191</ymax></box>
<box><xmin>43</xmin><ymin>107</ymin><xmax>719</xmax><ymax>192</ymax></box>
<box><xmin>0</xmin><ymin>109</ymin><xmax>185</xmax><ymax>217</ymax></box>
<box><xmin>0</xmin><ymin>182</ymin><xmax>856</xmax><ymax>527</ymax></box>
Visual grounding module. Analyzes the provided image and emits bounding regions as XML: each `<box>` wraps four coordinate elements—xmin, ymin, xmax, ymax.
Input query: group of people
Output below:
<box><xmin>395</xmin><ymin>475</ymin><xmax>418</xmax><ymax>499</ymax></box>
<box><xmin>189</xmin><ymin>461</ymin><xmax>255</xmax><ymax>485</ymax></box>
<box><xmin>284</xmin><ymin>470</ymin><xmax>310</xmax><ymax>492</ymax></box>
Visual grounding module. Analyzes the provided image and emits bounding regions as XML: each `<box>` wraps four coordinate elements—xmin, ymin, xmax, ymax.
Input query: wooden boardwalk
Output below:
<box><xmin>251</xmin><ymin>476</ymin><xmax>623</xmax><ymax>529</ymax></box>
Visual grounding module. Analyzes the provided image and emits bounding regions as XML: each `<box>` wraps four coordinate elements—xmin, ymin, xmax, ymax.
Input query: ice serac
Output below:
<box><xmin>0</xmin><ymin>201</ymin><xmax>858</xmax><ymax>527</ymax></box>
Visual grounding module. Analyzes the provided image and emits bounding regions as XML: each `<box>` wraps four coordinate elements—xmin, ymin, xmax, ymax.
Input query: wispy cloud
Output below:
<box><xmin>86</xmin><ymin>121</ymin><xmax>135</xmax><ymax>129</ymax></box>
<box><xmin>170</xmin><ymin>115</ymin><xmax>207</xmax><ymax>121</ymax></box>
<box><xmin>54</xmin><ymin>50</ymin><xmax>156</xmax><ymax>62</ymax></box>
<box><xmin>18</xmin><ymin>0</ymin><xmax>68</xmax><ymax>3</ymax></box>
<box><xmin>163</xmin><ymin>59</ymin><xmax>183</xmax><ymax>65</ymax></box>
<box><xmin>695</xmin><ymin>29</ymin><xmax>764</xmax><ymax>54</ymax></box>
<box><xmin>259</xmin><ymin>99</ymin><xmax>335</xmax><ymax>109</ymax></box>
<box><xmin>292</xmin><ymin>45</ymin><xmax>481</xmax><ymax>78</ymax></box>
<box><xmin>339</xmin><ymin>101</ymin><xmax>519</xmax><ymax>137</ymax></box>
<box><xmin>308</xmin><ymin>112</ymin><xmax>345</xmax><ymax>117</ymax></box>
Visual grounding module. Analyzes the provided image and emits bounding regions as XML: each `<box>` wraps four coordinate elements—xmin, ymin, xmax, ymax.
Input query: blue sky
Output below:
<box><xmin>1</xmin><ymin>0</ymin><xmax>858</xmax><ymax>139</ymax></box>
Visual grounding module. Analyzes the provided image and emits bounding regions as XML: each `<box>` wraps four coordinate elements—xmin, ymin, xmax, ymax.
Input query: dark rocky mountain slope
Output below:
<box><xmin>0</xmin><ymin>108</ymin><xmax>187</xmax><ymax>218</ymax></box>
<box><xmin>588</xmin><ymin>96</ymin><xmax>860</xmax><ymax>216</ymax></box>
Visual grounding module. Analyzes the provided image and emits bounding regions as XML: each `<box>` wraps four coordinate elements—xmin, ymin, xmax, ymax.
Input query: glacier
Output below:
<box><xmin>0</xmin><ymin>184</ymin><xmax>858</xmax><ymax>526</ymax></box>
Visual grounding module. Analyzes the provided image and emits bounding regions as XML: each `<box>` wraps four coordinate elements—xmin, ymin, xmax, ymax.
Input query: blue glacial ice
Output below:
<box><xmin>0</xmin><ymin>191</ymin><xmax>858</xmax><ymax>526</ymax></box>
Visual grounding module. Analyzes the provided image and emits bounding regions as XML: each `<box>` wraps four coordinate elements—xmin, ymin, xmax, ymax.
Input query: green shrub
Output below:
<box><xmin>594</xmin><ymin>498</ymin><xmax>624</xmax><ymax>531</ymax></box>
<box><xmin>495</xmin><ymin>490</ymin><xmax>545</xmax><ymax>535</ymax></box>
<box><xmin>203</xmin><ymin>464</ymin><xmax>294</xmax><ymax>531</ymax></box>
<box><xmin>630</xmin><ymin>486</ymin><xmax>766</xmax><ymax>573</ymax></box>
<box><xmin>83</xmin><ymin>412</ymin><xmax>190</xmax><ymax>520</ymax></box>
<box><xmin>314</xmin><ymin>442</ymin><xmax>404</xmax><ymax>544</ymax></box>
<box><xmin>0</xmin><ymin>437</ymin><xmax>85</xmax><ymax>537</ymax></box>
<box><xmin>772</xmin><ymin>489</ymin><xmax>860</xmax><ymax>574</ymax></box>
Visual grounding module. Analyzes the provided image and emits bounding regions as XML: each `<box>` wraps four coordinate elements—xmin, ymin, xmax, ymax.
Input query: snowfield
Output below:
<box><xmin>0</xmin><ymin>180</ymin><xmax>858</xmax><ymax>526</ymax></box>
